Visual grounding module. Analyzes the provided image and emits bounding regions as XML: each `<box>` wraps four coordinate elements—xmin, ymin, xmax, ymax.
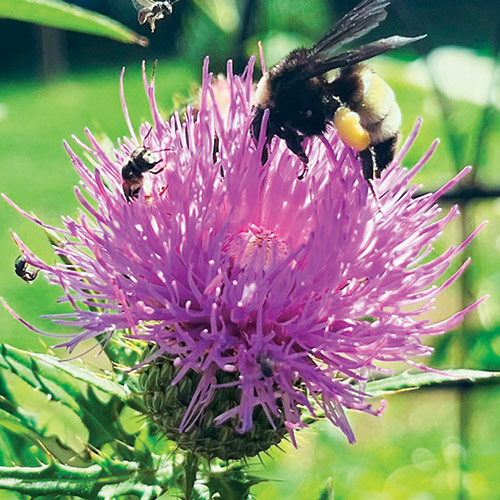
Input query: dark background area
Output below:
<box><xmin>1</xmin><ymin>0</ymin><xmax>499</xmax><ymax>80</ymax></box>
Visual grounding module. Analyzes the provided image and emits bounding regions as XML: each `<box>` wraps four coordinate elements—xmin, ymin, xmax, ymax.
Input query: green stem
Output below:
<box><xmin>184</xmin><ymin>452</ymin><xmax>199</xmax><ymax>500</ymax></box>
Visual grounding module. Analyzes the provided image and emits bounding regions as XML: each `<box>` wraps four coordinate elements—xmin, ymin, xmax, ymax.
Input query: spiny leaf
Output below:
<box><xmin>0</xmin><ymin>343</ymin><xmax>146</xmax><ymax>457</ymax></box>
<box><xmin>0</xmin><ymin>453</ymin><xmax>176</xmax><ymax>499</ymax></box>
<box><xmin>0</xmin><ymin>459</ymin><xmax>128</xmax><ymax>498</ymax></box>
<box><xmin>0</xmin><ymin>406</ymin><xmax>42</xmax><ymax>444</ymax></box>
<box><xmin>0</xmin><ymin>343</ymin><xmax>129</xmax><ymax>403</ymax></box>
<box><xmin>78</xmin><ymin>388</ymin><xmax>135</xmax><ymax>453</ymax></box>
<box><xmin>0</xmin><ymin>404</ymin><xmax>77</xmax><ymax>462</ymax></box>
<box><xmin>98</xmin><ymin>481</ymin><xmax>163</xmax><ymax>500</ymax></box>
<box><xmin>0</xmin><ymin>0</ymin><xmax>148</xmax><ymax>46</ymax></box>
<box><xmin>366</xmin><ymin>369</ymin><xmax>500</xmax><ymax>397</ymax></box>
<box><xmin>206</xmin><ymin>465</ymin><xmax>267</xmax><ymax>500</ymax></box>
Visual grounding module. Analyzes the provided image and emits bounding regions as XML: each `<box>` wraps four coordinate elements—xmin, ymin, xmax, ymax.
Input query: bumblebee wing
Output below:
<box><xmin>311</xmin><ymin>0</ymin><xmax>391</xmax><ymax>56</ymax></box>
<box><xmin>304</xmin><ymin>35</ymin><xmax>426</xmax><ymax>79</ymax></box>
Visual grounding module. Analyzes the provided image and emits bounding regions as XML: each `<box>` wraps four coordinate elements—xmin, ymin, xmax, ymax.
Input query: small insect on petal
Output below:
<box><xmin>14</xmin><ymin>256</ymin><xmax>39</xmax><ymax>283</ymax></box>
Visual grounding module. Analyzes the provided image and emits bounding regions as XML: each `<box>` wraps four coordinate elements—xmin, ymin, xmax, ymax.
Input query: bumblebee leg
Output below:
<box><xmin>213</xmin><ymin>136</ymin><xmax>220</xmax><ymax>164</ymax></box>
<box><xmin>281</xmin><ymin>129</ymin><xmax>308</xmax><ymax>164</ymax></box>
<box><xmin>250</xmin><ymin>106</ymin><xmax>271</xmax><ymax>165</ymax></box>
<box><xmin>260</xmin><ymin>145</ymin><xmax>269</xmax><ymax>165</ymax></box>
<box><xmin>281</xmin><ymin>130</ymin><xmax>309</xmax><ymax>179</ymax></box>
<box><xmin>359</xmin><ymin>148</ymin><xmax>381</xmax><ymax>205</ymax></box>
<box><xmin>373</xmin><ymin>136</ymin><xmax>398</xmax><ymax>178</ymax></box>
<box><xmin>359</xmin><ymin>148</ymin><xmax>376</xmax><ymax>181</ymax></box>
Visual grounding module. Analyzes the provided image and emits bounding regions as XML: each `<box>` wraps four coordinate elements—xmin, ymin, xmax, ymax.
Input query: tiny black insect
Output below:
<box><xmin>122</xmin><ymin>127</ymin><xmax>166</xmax><ymax>202</ymax></box>
<box><xmin>251</xmin><ymin>0</ymin><xmax>425</xmax><ymax>182</ymax></box>
<box><xmin>131</xmin><ymin>0</ymin><xmax>180</xmax><ymax>32</ymax></box>
<box><xmin>14</xmin><ymin>256</ymin><xmax>39</xmax><ymax>283</ymax></box>
<box><xmin>257</xmin><ymin>353</ymin><xmax>275</xmax><ymax>378</ymax></box>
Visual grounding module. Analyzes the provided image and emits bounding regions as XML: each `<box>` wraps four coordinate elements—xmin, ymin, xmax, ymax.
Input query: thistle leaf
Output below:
<box><xmin>0</xmin><ymin>343</ymin><xmax>130</xmax><ymax>404</ymax></box>
<box><xmin>0</xmin><ymin>403</ymin><xmax>79</xmax><ymax>462</ymax></box>
<box><xmin>79</xmin><ymin>388</ymin><xmax>135</xmax><ymax>453</ymax></box>
<box><xmin>0</xmin><ymin>453</ymin><xmax>174</xmax><ymax>499</ymax></box>
<box><xmin>206</xmin><ymin>465</ymin><xmax>267</xmax><ymax>500</ymax></box>
<box><xmin>0</xmin><ymin>0</ymin><xmax>148</xmax><ymax>46</ymax></box>
<box><xmin>0</xmin><ymin>406</ymin><xmax>42</xmax><ymax>443</ymax></box>
<box><xmin>366</xmin><ymin>369</ymin><xmax>500</xmax><ymax>397</ymax></box>
<box><xmin>0</xmin><ymin>343</ymin><xmax>145</xmax><ymax>455</ymax></box>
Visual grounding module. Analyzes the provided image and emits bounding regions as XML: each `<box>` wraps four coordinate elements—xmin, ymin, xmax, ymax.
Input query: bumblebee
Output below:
<box><xmin>251</xmin><ymin>0</ymin><xmax>425</xmax><ymax>181</ymax></box>
<box><xmin>122</xmin><ymin>127</ymin><xmax>164</xmax><ymax>202</ymax></box>
<box><xmin>131</xmin><ymin>0</ymin><xmax>180</xmax><ymax>32</ymax></box>
<box><xmin>15</xmin><ymin>256</ymin><xmax>39</xmax><ymax>283</ymax></box>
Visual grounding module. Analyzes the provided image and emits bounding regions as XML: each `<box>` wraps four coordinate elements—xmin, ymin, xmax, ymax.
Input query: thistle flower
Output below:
<box><xmin>4</xmin><ymin>57</ymin><xmax>485</xmax><ymax>457</ymax></box>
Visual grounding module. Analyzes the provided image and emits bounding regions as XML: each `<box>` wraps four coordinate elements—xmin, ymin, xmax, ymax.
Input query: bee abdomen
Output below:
<box><xmin>358</xmin><ymin>71</ymin><xmax>401</xmax><ymax>145</ymax></box>
<box><xmin>364</xmin><ymin>100</ymin><xmax>401</xmax><ymax>145</ymax></box>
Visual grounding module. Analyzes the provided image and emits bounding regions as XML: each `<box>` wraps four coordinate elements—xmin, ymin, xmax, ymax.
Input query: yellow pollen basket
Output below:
<box><xmin>334</xmin><ymin>107</ymin><xmax>371</xmax><ymax>151</ymax></box>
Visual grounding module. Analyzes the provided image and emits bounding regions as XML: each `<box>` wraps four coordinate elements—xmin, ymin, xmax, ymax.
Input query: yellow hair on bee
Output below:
<box><xmin>361</xmin><ymin>72</ymin><xmax>395</xmax><ymax>120</ymax></box>
<box><xmin>334</xmin><ymin>106</ymin><xmax>371</xmax><ymax>151</ymax></box>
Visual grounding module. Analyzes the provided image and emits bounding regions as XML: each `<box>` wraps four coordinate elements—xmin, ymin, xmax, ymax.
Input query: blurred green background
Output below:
<box><xmin>0</xmin><ymin>0</ymin><xmax>499</xmax><ymax>498</ymax></box>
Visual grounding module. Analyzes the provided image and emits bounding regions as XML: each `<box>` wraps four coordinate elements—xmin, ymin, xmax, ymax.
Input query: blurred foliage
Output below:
<box><xmin>253</xmin><ymin>386</ymin><xmax>500</xmax><ymax>500</ymax></box>
<box><xmin>0</xmin><ymin>0</ymin><xmax>147</xmax><ymax>46</ymax></box>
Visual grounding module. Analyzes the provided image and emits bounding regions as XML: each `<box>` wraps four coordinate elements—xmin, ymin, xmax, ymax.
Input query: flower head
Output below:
<box><xmin>5</xmin><ymin>57</ymin><xmax>484</xmax><ymax>449</ymax></box>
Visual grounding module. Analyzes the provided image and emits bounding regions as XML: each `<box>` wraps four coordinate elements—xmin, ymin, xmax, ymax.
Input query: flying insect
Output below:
<box><xmin>251</xmin><ymin>0</ymin><xmax>425</xmax><ymax>181</ymax></box>
<box><xmin>131</xmin><ymin>0</ymin><xmax>180</xmax><ymax>32</ymax></box>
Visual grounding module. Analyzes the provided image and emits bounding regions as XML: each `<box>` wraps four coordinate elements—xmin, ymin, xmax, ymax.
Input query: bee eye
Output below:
<box><xmin>305</xmin><ymin>110</ymin><xmax>313</xmax><ymax>119</ymax></box>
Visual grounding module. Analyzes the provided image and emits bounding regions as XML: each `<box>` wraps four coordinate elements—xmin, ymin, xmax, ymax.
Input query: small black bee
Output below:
<box><xmin>251</xmin><ymin>0</ymin><xmax>425</xmax><ymax>181</ymax></box>
<box><xmin>131</xmin><ymin>0</ymin><xmax>180</xmax><ymax>32</ymax></box>
<box><xmin>122</xmin><ymin>127</ymin><xmax>165</xmax><ymax>202</ymax></box>
<box><xmin>14</xmin><ymin>256</ymin><xmax>39</xmax><ymax>283</ymax></box>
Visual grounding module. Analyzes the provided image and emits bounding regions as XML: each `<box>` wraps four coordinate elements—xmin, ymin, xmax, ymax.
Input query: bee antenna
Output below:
<box><xmin>143</xmin><ymin>126</ymin><xmax>154</xmax><ymax>145</ymax></box>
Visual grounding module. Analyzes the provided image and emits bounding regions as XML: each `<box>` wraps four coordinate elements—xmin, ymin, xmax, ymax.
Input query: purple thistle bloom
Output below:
<box><xmin>3</xmin><ymin>57</ymin><xmax>486</xmax><ymax>445</ymax></box>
